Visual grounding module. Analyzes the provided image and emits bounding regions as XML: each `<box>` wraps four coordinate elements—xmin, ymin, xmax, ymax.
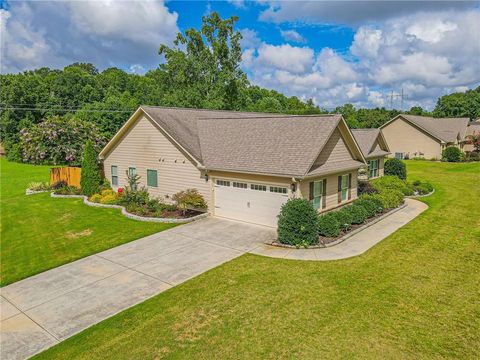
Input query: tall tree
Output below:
<box><xmin>158</xmin><ymin>12</ymin><xmax>247</xmax><ymax>110</ymax></box>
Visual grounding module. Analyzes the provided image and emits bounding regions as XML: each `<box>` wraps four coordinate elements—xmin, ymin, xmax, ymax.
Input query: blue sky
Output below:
<box><xmin>1</xmin><ymin>0</ymin><xmax>479</xmax><ymax>110</ymax></box>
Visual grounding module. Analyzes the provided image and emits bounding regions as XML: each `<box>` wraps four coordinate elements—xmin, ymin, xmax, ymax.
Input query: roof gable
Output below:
<box><xmin>381</xmin><ymin>114</ymin><xmax>469</xmax><ymax>143</ymax></box>
<box><xmin>351</xmin><ymin>128</ymin><xmax>390</xmax><ymax>159</ymax></box>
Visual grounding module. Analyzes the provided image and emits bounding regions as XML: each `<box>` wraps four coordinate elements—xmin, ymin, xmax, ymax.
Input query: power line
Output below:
<box><xmin>0</xmin><ymin>106</ymin><xmax>134</xmax><ymax>113</ymax></box>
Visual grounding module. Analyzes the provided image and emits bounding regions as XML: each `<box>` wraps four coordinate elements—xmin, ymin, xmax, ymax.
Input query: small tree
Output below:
<box><xmin>172</xmin><ymin>189</ymin><xmax>207</xmax><ymax>215</ymax></box>
<box><xmin>80</xmin><ymin>140</ymin><xmax>101</xmax><ymax>196</ymax></box>
<box><xmin>384</xmin><ymin>158</ymin><xmax>407</xmax><ymax>180</ymax></box>
<box><xmin>442</xmin><ymin>146</ymin><xmax>463</xmax><ymax>162</ymax></box>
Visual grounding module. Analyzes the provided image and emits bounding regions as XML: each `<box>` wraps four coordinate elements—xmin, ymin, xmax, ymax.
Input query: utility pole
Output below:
<box><xmin>386</xmin><ymin>88</ymin><xmax>408</xmax><ymax>110</ymax></box>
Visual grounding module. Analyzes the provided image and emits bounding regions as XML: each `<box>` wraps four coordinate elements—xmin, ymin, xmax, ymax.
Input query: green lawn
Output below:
<box><xmin>0</xmin><ymin>158</ymin><xmax>175</xmax><ymax>286</ymax></box>
<box><xmin>33</xmin><ymin>161</ymin><xmax>480</xmax><ymax>359</ymax></box>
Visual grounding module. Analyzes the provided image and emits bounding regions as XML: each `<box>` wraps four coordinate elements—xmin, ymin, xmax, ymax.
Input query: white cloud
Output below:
<box><xmin>259</xmin><ymin>1</ymin><xmax>476</xmax><ymax>26</ymax></box>
<box><xmin>256</xmin><ymin>44</ymin><xmax>314</xmax><ymax>74</ymax></box>
<box><xmin>1</xmin><ymin>1</ymin><xmax>179</xmax><ymax>73</ymax></box>
<box><xmin>406</xmin><ymin>20</ymin><xmax>457</xmax><ymax>43</ymax></box>
<box><xmin>350</xmin><ymin>27</ymin><xmax>382</xmax><ymax>58</ymax></box>
<box><xmin>280</xmin><ymin>29</ymin><xmax>306</xmax><ymax>43</ymax></box>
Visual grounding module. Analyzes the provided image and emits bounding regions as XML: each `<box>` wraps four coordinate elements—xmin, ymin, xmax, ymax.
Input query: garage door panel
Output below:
<box><xmin>214</xmin><ymin>183</ymin><xmax>288</xmax><ymax>227</ymax></box>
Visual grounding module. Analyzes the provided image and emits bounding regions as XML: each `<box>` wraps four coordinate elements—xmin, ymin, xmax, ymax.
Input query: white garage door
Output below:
<box><xmin>214</xmin><ymin>179</ymin><xmax>289</xmax><ymax>227</ymax></box>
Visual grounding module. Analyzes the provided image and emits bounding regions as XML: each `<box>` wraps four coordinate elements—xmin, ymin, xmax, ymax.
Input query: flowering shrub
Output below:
<box><xmin>19</xmin><ymin>116</ymin><xmax>105</xmax><ymax>165</ymax></box>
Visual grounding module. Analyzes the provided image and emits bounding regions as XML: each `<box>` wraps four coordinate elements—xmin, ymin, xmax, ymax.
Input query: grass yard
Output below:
<box><xmin>0</xmin><ymin>158</ymin><xmax>176</xmax><ymax>286</ymax></box>
<box><xmin>33</xmin><ymin>161</ymin><xmax>480</xmax><ymax>359</ymax></box>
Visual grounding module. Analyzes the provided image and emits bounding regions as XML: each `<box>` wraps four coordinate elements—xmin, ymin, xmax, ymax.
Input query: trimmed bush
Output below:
<box><xmin>442</xmin><ymin>146</ymin><xmax>463</xmax><ymax>162</ymax></box>
<box><xmin>372</xmin><ymin>175</ymin><xmax>414</xmax><ymax>196</ymax></box>
<box><xmin>80</xmin><ymin>140</ymin><xmax>102</xmax><ymax>197</ymax></box>
<box><xmin>317</xmin><ymin>212</ymin><xmax>341</xmax><ymax>237</ymax></box>
<box><xmin>277</xmin><ymin>198</ymin><xmax>319</xmax><ymax>246</ymax></box>
<box><xmin>347</xmin><ymin>205</ymin><xmax>369</xmax><ymax>224</ymax></box>
<box><xmin>100</xmin><ymin>194</ymin><xmax>118</xmax><ymax>204</ymax></box>
<box><xmin>332</xmin><ymin>208</ymin><xmax>353</xmax><ymax>232</ymax></box>
<box><xmin>384</xmin><ymin>158</ymin><xmax>407</xmax><ymax>180</ymax></box>
<box><xmin>412</xmin><ymin>180</ymin><xmax>433</xmax><ymax>195</ymax></box>
<box><xmin>359</xmin><ymin>194</ymin><xmax>385</xmax><ymax>214</ymax></box>
<box><xmin>354</xmin><ymin>196</ymin><xmax>383</xmax><ymax>218</ymax></box>
<box><xmin>89</xmin><ymin>194</ymin><xmax>102</xmax><ymax>203</ymax></box>
<box><xmin>377</xmin><ymin>189</ymin><xmax>404</xmax><ymax>209</ymax></box>
<box><xmin>172</xmin><ymin>189</ymin><xmax>207</xmax><ymax>215</ymax></box>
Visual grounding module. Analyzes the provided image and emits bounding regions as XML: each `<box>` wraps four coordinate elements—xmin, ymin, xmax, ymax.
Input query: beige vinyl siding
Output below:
<box><xmin>382</xmin><ymin>117</ymin><xmax>442</xmax><ymax>159</ymax></box>
<box><xmin>379</xmin><ymin>157</ymin><xmax>385</xmax><ymax>177</ymax></box>
<box><xmin>313</xmin><ymin>128</ymin><xmax>353</xmax><ymax>166</ymax></box>
<box><xmin>299</xmin><ymin>170</ymin><xmax>358</xmax><ymax>212</ymax></box>
<box><xmin>103</xmin><ymin>115</ymin><xmax>211</xmax><ymax>207</ymax></box>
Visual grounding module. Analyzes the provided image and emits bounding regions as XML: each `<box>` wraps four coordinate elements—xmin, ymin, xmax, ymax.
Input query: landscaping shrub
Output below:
<box><xmin>384</xmin><ymin>158</ymin><xmax>407</xmax><ymax>180</ymax></box>
<box><xmin>19</xmin><ymin>116</ymin><xmax>105</xmax><ymax>165</ymax></box>
<box><xmin>354</xmin><ymin>196</ymin><xmax>383</xmax><ymax>218</ymax></box>
<box><xmin>89</xmin><ymin>194</ymin><xmax>102</xmax><ymax>203</ymax></box>
<box><xmin>465</xmin><ymin>151</ymin><xmax>480</xmax><ymax>162</ymax></box>
<box><xmin>101</xmin><ymin>189</ymin><xmax>116</xmax><ymax>197</ymax></box>
<box><xmin>27</xmin><ymin>182</ymin><xmax>50</xmax><ymax>191</ymax></box>
<box><xmin>377</xmin><ymin>189</ymin><xmax>404</xmax><ymax>209</ymax></box>
<box><xmin>442</xmin><ymin>146</ymin><xmax>463</xmax><ymax>162</ymax></box>
<box><xmin>346</xmin><ymin>204</ymin><xmax>369</xmax><ymax>224</ymax></box>
<box><xmin>412</xmin><ymin>180</ymin><xmax>434</xmax><ymax>195</ymax></box>
<box><xmin>172</xmin><ymin>189</ymin><xmax>207</xmax><ymax>215</ymax></box>
<box><xmin>317</xmin><ymin>212</ymin><xmax>341</xmax><ymax>237</ymax></box>
<box><xmin>100</xmin><ymin>194</ymin><xmax>118</xmax><ymax>204</ymax></box>
<box><xmin>358</xmin><ymin>180</ymin><xmax>378</xmax><ymax>195</ymax></box>
<box><xmin>277</xmin><ymin>198</ymin><xmax>319</xmax><ymax>247</ymax></box>
<box><xmin>359</xmin><ymin>194</ymin><xmax>384</xmax><ymax>214</ymax></box>
<box><xmin>371</xmin><ymin>176</ymin><xmax>414</xmax><ymax>196</ymax></box>
<box><xmin>80</xmin><ymin>140</ymin><xmax>102</xmax><ymax>197</ymax></box>
<box><xmin>332</xmin><ymin>208</ymin><xmax>353</xmax><ymax>232</ymax></box>
<box><xmin>51</xmin><ymin>180</ymin><xmax>67</xmax><ymax>190</ymax></box>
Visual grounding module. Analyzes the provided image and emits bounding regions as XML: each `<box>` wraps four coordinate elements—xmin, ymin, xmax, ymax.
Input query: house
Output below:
<box><xmin>351</xmin><ymin>129</ymin><xmax>390</xmax><ymax>179</ymax></box>
<box><xmin>99</xmin><ymin>106</ymin><xmax>366</xmax><ymax>227</ymax></box>
<box><xmin>464</xmin><ymin>121</ymin><xmax>480</xmax><ymax>152</ymax></box>
<box><xmin>380</xmin><ymin>114</ymin><xmax>470</xmax><ymax>160</ymax></box>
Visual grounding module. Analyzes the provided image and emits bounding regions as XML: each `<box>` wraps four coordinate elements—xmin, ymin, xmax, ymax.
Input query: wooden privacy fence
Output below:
<box><xmin>50</xmin><ymin>167</ymin><xmax>82</xmax><ymax>188</ymax></box>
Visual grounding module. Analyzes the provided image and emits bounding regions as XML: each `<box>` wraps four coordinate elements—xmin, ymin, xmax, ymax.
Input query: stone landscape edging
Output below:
<box><xmin>49</xmin><ymin>192</ymin><xmax>209</xmax><ymax>223</ymax></box>
<box><xmin>406</xmin><ymin>188</ymin><xmax>435</xmax><ymax>198</ymax></box>
<box><xmin>269</xmin><ymin>201</ymin><xmax>408</xmax><ymax>250</ymax></box>
<box><xmin>25</xmin><ymin>189</ymin><xmax>50</xmax><ymax>195</ymax></box>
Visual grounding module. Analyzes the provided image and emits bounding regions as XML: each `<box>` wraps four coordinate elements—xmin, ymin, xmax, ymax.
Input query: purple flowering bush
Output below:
<box><xmin>20</xmin><ymin>116</ymin><xmax>105</xmax><ymax>165</ymax></box>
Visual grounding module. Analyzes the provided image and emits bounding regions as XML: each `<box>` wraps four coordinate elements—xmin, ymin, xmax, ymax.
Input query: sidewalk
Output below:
<box><xmin>249</xmin><ymin>198</ymin><xmax>428</xmax><ymax>260</ymax></box>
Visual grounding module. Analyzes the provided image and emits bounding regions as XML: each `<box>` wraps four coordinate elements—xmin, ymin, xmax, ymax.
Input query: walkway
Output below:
<box><xmin>0</xmin><ymin>199</ymin><xmax>426</xmax><ymax>360</ymax></box>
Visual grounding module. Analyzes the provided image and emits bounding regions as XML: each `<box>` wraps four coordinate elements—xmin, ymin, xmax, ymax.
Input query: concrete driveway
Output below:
<box><xmin>0</xmin><ymin>218</ymin><xmax>275</xmax><ymax>360</ymax></box>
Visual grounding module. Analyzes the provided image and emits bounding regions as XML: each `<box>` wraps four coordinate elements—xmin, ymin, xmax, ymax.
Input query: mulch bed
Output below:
<box><xmin>127</xmin><ymin>208</ymin><xmax>204</xmax><ymax>219</ymax></box>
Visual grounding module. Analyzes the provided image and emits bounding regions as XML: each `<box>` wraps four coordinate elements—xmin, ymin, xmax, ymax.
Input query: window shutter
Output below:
<box><xmin>322</xmin><ymin>179</ymin><xmax>327</xmax><ymax>209</ymax></box>
<box><xmin>338</xmin><ymin>176</ymin><xmax>342</xmax><ymax>203</ymax></box>
<box><xmin>309</xmin><ymin>182</ymin><xmax>314</xmax><ymax>200</ymax></box>
<box><xmin>348</xmin><ymin>173</ymin><xmax>352</xmax><ymax>200</ymax></box>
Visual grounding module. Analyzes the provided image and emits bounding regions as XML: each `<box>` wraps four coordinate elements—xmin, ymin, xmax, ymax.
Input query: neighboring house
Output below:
<box><xmin>464</xmin><ymin>121</ymin><xmax>480</xmax><ymax>152</ymax></box>
<box><xmin>351</xmin><ymin>129</ymin><xmax>390</xmax><ymax>179</ymax></box>
<box><xmin>99</xmin><ymin>106</ymin><xmax>366</xmax><ymax>227</ymax></box>
<box><xmin>380</xmin><ymin>114</ymin><xmax>470</xmax><ymax>160</ymax></box>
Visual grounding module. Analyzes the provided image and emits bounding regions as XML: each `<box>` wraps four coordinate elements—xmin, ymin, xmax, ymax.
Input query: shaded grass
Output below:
<box><xmin>33</xmin><ymin>161</ymin><xmax>480</xmax><ymax>359</ymax></box>
<box><xmin>0</xmin><ymin>158</ymin><xmax>176</xmax><ymax>286</ymax></box>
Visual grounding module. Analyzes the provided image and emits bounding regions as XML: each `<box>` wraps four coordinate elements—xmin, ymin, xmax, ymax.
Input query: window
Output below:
<box><xmin>111</xmin><ymin>166</ymin><xmax>118</xmax><ymax>186</ymax></box>
<box><xmin>270</xmin><ymin>186</ymin><xmax>288</xmax><ymax>194</ymax></box>
<box><xmin>311</xmin><ymin>180</ymin><xmax>323</xmax><ymax>210</ymax></box>
<box><xmin>340</xmin><ymin>174</ymin><xmax>350</xmax><ymax>202</ymax></box>
<box><xmin>128</xmin><ymin>167</ymin><xmax>136</xmax><ymax>176</ymax></box>
<box><xmin>147</xmin><ymin>169</ymin><xmax>158</xmax><ymax>187</ymax></box>
<box><xmin>233</xmin><ymin>182</ymin><xmax>247</xmax><ymax>189</ymax></box>
<box><xmin>395</xmin><ymin>152</ymin><xmax>404</xmax><ymax>160</ymax></box>
<box><xmin>251</xmin><ymin>184</ymin><xmax>267</xmax><ymax>191</ymax></box>
<box><xmin>216</xmin><ymin>180</ymin><xmax>230</xmax><ymax>186</ymax></box>
<box><xmin>368</xmin><ymin>159</ymin><xmax>379</xmax><ymax>178</ymax></box>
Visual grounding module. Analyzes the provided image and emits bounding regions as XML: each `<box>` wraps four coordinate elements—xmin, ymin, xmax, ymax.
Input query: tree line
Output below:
<box><xmin>1</xmin><ymin>12</ymin><xmax>479</xmax><ymax>164</ymax></box>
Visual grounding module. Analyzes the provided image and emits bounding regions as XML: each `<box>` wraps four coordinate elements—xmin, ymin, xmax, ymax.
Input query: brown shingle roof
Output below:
<box><xmin>351</xmin><ymin>129</ymin><xmax>390</xmax><ymax>159</ymax></box>
<box><xmin>197</xmin><ymin>115</ymin><xmax>341</xmax><ymax>177</ymax></box>
<box><xmin>398</xmin><ymin>115</ymin><xmax>469</xmax><ymax>143</ymax></box>
<box><xmin>140</xmin><ymin>106</ymin><xmax>351</xmax><ymax>177</ymax></box>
